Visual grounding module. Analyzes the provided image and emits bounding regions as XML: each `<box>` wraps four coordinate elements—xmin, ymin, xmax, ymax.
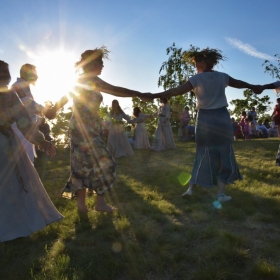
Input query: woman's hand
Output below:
<box><xmin>44</xmin><ymin>107</ymin><xmax>57</xmax><ymax>120</ymax></box>
<box><xmin>139</xmin><ymin>93</ymin><xmax>154</xmax><ymax>102</ymax></box>
<box><xmin>251</xmin><ymin>85</ymin><xmax>263</xmax><ymax>95</ymax></box>
<box><xmin>40</xmin><ymin>140</ymin><xmax>56</xmax><ymax>156</ymax></box>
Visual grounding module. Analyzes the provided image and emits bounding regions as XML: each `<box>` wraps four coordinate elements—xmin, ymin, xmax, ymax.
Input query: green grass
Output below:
<box><xmin>1</xmin><ymin>138</ymin><xmax>280</xmax><ymax>279</ymax></box>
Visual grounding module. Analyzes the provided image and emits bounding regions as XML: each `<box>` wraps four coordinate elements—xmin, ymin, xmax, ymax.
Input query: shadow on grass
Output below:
<box><xmin>3</xmin><ymin>140</ymin><xmax>280</xmax><ymax>279</ymax></box>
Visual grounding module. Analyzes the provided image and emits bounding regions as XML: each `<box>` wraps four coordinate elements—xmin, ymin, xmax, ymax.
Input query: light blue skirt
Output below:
<box><xmin>189</xmin><ymin>107</ymin><xmax>242</xmax><ymax>188</ymax></box>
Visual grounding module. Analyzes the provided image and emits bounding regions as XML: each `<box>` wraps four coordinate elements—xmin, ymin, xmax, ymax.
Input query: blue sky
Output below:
<box><xmin>1</xmin><ymin>0</ymin><xmax>279</xmax><ymax>114</ymax></box>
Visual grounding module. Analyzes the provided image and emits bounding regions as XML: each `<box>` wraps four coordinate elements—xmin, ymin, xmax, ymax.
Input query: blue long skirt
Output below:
<box><xmin>189</xmin><ymin>107</ymin><xmax>242</xmax><ymax>188</ymax></box>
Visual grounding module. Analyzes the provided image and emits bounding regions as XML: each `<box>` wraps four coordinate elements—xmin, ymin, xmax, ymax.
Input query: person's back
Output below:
<box><xmin>189</xmin><ymin>71</ymin><xmax>229</xmax><ymax>109</ymax></box>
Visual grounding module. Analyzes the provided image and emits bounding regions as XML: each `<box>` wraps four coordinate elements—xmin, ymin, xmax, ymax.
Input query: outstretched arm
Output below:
<box><xmin>95</xmin><ymin>77</ymin><xmax>141</xmax><ymax>98</ymax></box>
<box><xmin>261</xmin><ymin>81</ymin><xmax>280</xmax><ymax>90</ymax></box>
<box><xmin>44</xmin><ymin>95</ymin><xmax>71</xmax><ymax>119</ymax></box>
<box><xmin>228</xmin><ymin>76</ymin><xmax>262</xmax><ymax>94</ymax></box>
<box><xmin>151</xmin><ymin>81</ymin><xmax>193</xmax><ymax>100</ymax></box>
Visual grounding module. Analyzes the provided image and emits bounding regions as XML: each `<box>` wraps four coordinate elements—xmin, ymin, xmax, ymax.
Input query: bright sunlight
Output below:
<box><xmin>31</xmin><ymin>50</ymin><xmax>77</xmax><ymax>105</ymax></box>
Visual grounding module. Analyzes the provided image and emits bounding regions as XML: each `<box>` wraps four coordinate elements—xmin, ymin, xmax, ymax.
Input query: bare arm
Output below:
<box><xmin>228</xmin><ymin>76</ymin><xmax>255</xmax><ymax>89</ymax></box>
<box><xmin>95</xmin><ymin>77</ymin><xmax>141</xmax><ymax>98</ymax></box>
<box><xmin>152</xmin><ymin>81</ymin><xmax>193</xmax><ymax>99</ymax></box>
<box><xmin>261</xmin><ymin>83</ymin><xmax>278</xmax><ymax>90</ymax></box>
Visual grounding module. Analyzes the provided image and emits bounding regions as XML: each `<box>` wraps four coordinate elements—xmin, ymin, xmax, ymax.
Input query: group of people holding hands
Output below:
<box><xmin>105</xmin><ymin>97</ymin><xmax>176</xmax><ymax>158</ymax></box>
<box><xmin>1</xmin><ymin>46</ymin><xmax>279</xmax><ymax>242</ymax></box>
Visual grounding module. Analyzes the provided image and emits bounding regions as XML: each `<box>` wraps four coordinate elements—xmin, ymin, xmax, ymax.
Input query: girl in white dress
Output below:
<box><xmin>107</xmin><ymin>100</ymin><xmax>134</xmax><ymax>158</ymax></box>
<box><xmin>151</xmin><ymin>98</ymin><xmax>176</xmax><ymax>151</ymax></box>
<box><xmin>129</xmin><ymin>107</ymin><xmax>153</xmax><ymax>149</ymax></box>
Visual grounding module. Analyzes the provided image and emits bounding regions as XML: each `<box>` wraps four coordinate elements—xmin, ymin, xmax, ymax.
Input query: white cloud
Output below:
<box><xmin>225</xmin><ymin>37</ymin><xmax>275</xmax><ymax>61</ymax></box>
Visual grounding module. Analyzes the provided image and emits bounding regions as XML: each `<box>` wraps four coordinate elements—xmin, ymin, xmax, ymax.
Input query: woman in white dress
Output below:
<box><xmin>107</xmin><ymin>100</ymin><xmax>134</xmax><ymax>158</ymax></box>
<box><xmin>151</xmin><ymin>98</ymin><xmax>176</xmax><ymax>151</ymax></box>
<box><xmin>129</xmin><ymin>107</ymin><xmax>153</xmax><ymax>149</ymax></box>
<box><xmin>0</xmin><ymin>61</ymin><xmax>63</xmax><ymax>242</ymax></box>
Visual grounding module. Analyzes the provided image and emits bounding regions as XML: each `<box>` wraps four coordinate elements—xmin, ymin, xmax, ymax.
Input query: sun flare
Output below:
<box><xmin>31</xmin><ymin>50</ymin><xmax>77</xmax><ymax>106</ymax></box>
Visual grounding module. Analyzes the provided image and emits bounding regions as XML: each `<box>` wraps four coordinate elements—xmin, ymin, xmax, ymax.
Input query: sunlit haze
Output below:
<box><xmin>31</xmin><ymin>50</ymin><xmax>77</xmax><ymax>106</ymax></box>
<box><xmin>1</xmin><ymin>0</ymin><xmax>280</xmax><ymax>115</ymax></box>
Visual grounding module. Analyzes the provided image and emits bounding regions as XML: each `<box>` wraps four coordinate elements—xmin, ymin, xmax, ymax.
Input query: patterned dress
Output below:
<box><xmin>61</xmin><ymin>78</ymin><xmax>116</xmax><ymax>198</ymax></box>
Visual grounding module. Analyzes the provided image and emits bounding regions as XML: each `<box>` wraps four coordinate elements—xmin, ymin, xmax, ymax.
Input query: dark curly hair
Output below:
<box><xmin>75</xmin><ymin>46</ymin><xmax>110</xmax><ymax>73</ymax></box>
<box><xmin>184</xmin><ymin>48</ymin><xmax>227</xmax><ymax>69</ymax></box>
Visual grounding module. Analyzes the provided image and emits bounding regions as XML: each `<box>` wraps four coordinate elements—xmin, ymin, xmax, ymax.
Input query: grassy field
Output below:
<box><xmin>1</xmin><ymin>138</ymin><xmax>280</xmax><ymax>280</ymax></box>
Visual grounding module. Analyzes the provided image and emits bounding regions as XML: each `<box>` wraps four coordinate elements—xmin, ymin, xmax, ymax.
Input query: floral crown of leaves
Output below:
<box><xmin>184</xmin><ymin>48</ymin><xmax>227</xmax><ymax>66</ymax></box>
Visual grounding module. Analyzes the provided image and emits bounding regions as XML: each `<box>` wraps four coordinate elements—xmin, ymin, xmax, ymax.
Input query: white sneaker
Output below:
<box><xmin>182</xmin><ymin>187</ymin><xmax>193</xmax><ymax>197</ymax></box>
<box><xmin>217</xmin><ymin>194</ymin><xmax>232</xmax><ymax>202</ymax></box>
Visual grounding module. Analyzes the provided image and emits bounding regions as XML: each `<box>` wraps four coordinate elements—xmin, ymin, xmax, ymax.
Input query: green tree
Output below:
<box><xmin>229</xmin><ymin>89</ymin><xmax>272</xmax><ymax>121</ymax></box>
<box><xmin>48</xmin><ymin>106</ymin><xmax>72</xmax><ymax>148</ymax></box>
<box><xmin>263</xmin><ymin>54</ymin><xmax>280</xmax><ymax>79</ymax></box>
<box><xmin>99</xmin><ymin>105</ymin><xmax>110</xmax><ymax>122</ymax></box>
<box><xmin>158</xmin><ymin>43</ymin><xmax>199</xmax><ymax>129</ymax></box>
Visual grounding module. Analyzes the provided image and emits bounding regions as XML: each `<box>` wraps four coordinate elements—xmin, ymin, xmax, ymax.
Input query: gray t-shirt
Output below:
<box><xmin>189</xmin><ymin>71</ymin><xmax>229</xmax><ymax>110</ymax></box>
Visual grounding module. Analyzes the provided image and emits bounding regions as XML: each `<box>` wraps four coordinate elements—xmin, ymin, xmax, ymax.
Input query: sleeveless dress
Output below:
<box><xmin>61</xmin><ymin>78</ymin><xmax>116</xmax><ymax>198</ymax></box>
<box><xmin>0</xmin><ymin>91</ymin><xmax>63</xmax><ymax>242</ymax></box>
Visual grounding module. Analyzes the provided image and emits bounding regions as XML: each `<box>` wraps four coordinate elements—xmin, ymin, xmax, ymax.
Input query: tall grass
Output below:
<box><xmin>1</xmin><ymin>138</ymin><xmax>280</xmax><ymax>279</ymax></box>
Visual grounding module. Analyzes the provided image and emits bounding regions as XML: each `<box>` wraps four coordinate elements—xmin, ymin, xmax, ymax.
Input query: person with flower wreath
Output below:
<box><xmin>141</xmin><ymin>48</ymin><xmax>261</xmax><ymax>202</ymax></box>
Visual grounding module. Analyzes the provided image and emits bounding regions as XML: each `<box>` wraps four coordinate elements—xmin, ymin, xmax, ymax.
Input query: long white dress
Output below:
<box><xmin>151</xmin><ymin>103</ymin><xmax>176</xmax><ymax>151</ymax></box>
<box><xmin>129</xmin><ymin>113</ymin><xmax>151</xmax><ymax>149</ymax></box>
<box><xmin>0</xmin><ymin>90</ymin><xmax>63</xmax><ymax>242</ymax></box>
<box><xmin>107</xmin><ymin>112</ymin><xmax>135</xmax><ymax>158</ymax></box>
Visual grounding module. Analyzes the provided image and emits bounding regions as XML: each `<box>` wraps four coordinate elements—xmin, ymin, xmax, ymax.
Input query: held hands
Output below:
<box><xmin>40</xmin><ymin>140</ymin><xmax>56</xmax><ymax>156</ymax></box>
<box><xmin>44</xmin><ymin>107</ymin><xmax>57</xmax><ymax>120</ymax></box>
<box><xmin>251</xmin><ymin>85</ymin><xmax>263</xmax><ymax>95</ymax></box>
<box><xmin>139</xmin><ymin>92</ymin><xmax>154</xmax><ymax>102</ymax></box>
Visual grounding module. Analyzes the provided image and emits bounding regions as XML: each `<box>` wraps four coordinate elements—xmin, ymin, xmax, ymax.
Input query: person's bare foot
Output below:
<box><xmin>95</xmin><ymin>204</ymin><xmax>116</xmax><ymax>213</ymax></box>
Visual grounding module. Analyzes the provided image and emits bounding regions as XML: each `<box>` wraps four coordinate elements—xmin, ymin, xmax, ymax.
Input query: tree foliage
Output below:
<box><xmin>158</xmin><ymin>43</ymin><xmax>199</xmax><ymax>127</ymax></box>
<box><xmin>229</xmin><ymin>89</ymin><xmax>272</xmax><ymax>120</ymax></box>
<box><xmin>99</xmin><ymin>105</ymin><xmax>110</xmax><ymax>122</ymax></box>
<box><xmin>48</xmin><ymin>106</ymin><xmax>72</xmax><ymax>148</ymax></box>
<box><xmin>263</xmin><ymin>54</ymin><xmax>280</xmax><ymax>79</ymax></box>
